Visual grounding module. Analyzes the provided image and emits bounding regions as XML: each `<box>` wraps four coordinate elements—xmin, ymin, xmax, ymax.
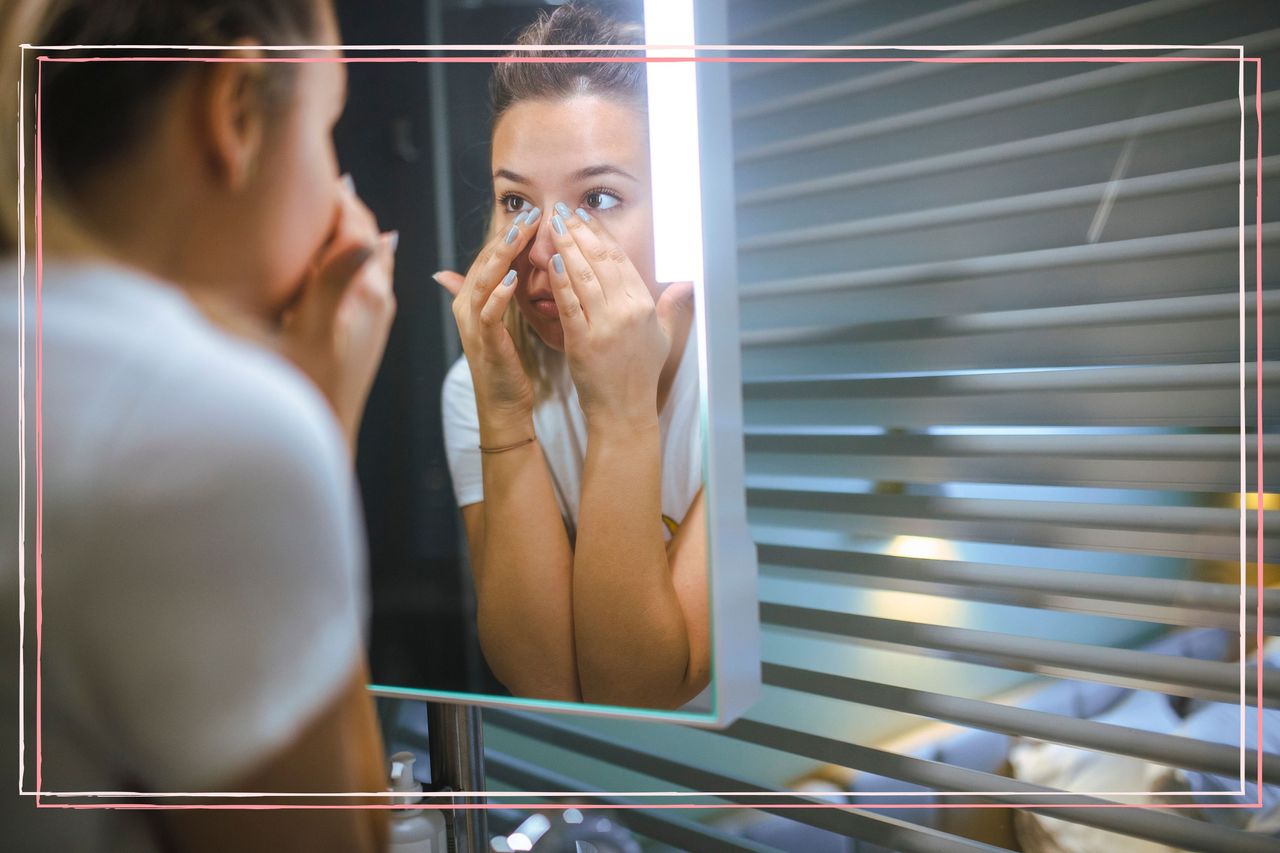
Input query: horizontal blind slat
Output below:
<box><xmin>762</xmin><ymin>663</ymin><xmax>1279</xmax><ymax>783</ymax></box>
<box><xmin>755</xmin><ymin>542</ymin><xmax>1277</xmax><ymax>631</ymax></box>
<box><xmin>486</xmin><ymin>711</ymin><xmax>1010</xmax><ymax>853</ymax></box>
<box><xmin>725</xmin><ymin>720</ymin><xmax>1279</xmax><ymax>853</ymax></box>
<box><xmin>735</xmin><ymin>27</ymin><xmax>1260</xmax><ymax>154</ymax></box>
<box><xmin>761</xmin><ymin>604</ymin><xmax>1279</xmax><ymax>706</ymax></box>
<box><xmin>484</xmin><ymin>751</ymin><xmax>780</xmax><ymax>853</ymax></box>
<box><xmin>740</xmin><ymin>158</ymin><xmax>1278</xmax><ymax>252</ymax></box>
<box><xmin>739</xmin><ymin>91</ymin><xmax>1277</xmax><ymax>206</ymax></box>
<box><xmin>741</xmin><ymin>223</ymin><xmax>1276</xmax><ymax>297</ymax></box>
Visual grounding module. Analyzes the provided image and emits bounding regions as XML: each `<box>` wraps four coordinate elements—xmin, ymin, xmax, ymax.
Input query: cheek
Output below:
<box><xmin>260</xmin><ymin>129</ymin><xmax>338</xmax><ymax>306</ymax></box>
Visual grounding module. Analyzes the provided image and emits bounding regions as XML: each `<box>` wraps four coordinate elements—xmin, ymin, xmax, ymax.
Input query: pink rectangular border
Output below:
<box><xmin>19</xmin><ymin>49</ymin><xmax>1265</xmax><ymax>814</ymax></box>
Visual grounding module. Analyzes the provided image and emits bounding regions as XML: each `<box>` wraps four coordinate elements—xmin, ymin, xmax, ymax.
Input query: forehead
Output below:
<box><xmin>491</xmin><ymin>96</ymin><xmax>649</xmax><ymax>180</ymax></box>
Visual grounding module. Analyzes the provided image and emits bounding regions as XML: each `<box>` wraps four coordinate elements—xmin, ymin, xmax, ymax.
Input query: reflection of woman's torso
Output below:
<box><xmin>531</xmin><ymin>329</ymin><xmax>702</xmax><ymax>544</ymax></box>
<box><xmin>443</xmin><ymin>328</ymin><xmax>703</xmax><ymax>542</ymax></box>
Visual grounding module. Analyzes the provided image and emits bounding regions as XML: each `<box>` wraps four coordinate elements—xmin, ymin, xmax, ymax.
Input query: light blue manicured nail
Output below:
<box><xmin>575</xmin><ymin>207</ymin><xmax>592</xmax><ymax>223</ymax></box>
<box><xmin>504</xmin><ymin>225</ymin><xmax>519</xmax><ymax>244</ymax></box>
<box><xmin>525</xmin><ymin>206</ymin><xmax>542</xmax><ymax>226</ymax></box>
<box><xmin>513</xmin><ymin>211</ymin><xmax>528</xmax><ymax>226</ymax></box>
<box><xmin>501</xmin><ymin>269</ymin><xmax>517</xmax><ymax>287</ymax></box>
<box><xmin>341</xmin><ymin>173</ymin><xmax>355</xmax><ymax>193</ymax></box>
<box><xmin>554</xmin><ymin>202</ymin><xmax>572</xmax><ymax>218</ymax></box>
<box><xmin>552</xmin><ymin>253</ymin><xmax>564</xmax><ymax>275</ymax></box>
<box><xmin>552</xmin><ymin>214</ymin><xmax>566</xmax><ymax>236</ymax></box>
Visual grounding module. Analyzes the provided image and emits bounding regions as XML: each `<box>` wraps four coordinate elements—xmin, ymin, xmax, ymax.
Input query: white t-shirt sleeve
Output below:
<box><xmin>68</xmin><ymin>346</ymin><xmax>366</xmax><ymax>793</ymax></box>
<box><xmin>441</xmin><ymin>356</ymin><xmax>485</xmax><ymax>508</ymax></box>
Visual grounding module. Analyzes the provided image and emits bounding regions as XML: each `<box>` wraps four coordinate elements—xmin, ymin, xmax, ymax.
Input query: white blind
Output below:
<box><xmin>478</xmin><ymin>2</ymin><xmax>1276</xmax><ymax>850</ymax></box>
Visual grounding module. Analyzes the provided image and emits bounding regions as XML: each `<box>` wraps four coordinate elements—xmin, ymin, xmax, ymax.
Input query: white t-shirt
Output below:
<box><xmin>0</xmin><ymin>260</ymin><xmax>367</xmax><ymax>852</ymax></box>
<box><xmin>442</xmin><ymin>328</ymin><xmax>703</xmax><ymax>541</ymax></box>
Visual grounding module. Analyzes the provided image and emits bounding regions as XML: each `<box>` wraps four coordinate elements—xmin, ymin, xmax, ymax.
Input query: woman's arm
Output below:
<box><xmin>437</xmin><ymin>213</ymin><xmax>580</xmax><ymax>701</ymax></box>
<box><xmin>545</xmin><ymin>209</ymin><xmax>710</xmax><ymax>708</ymax></box>
<box><xmin>155</xmin><ymin>664</ymin><xmax>388</xmax><ymax>853</ymax></box>
<box><xmin>574</xmin><ymin>431</ymin><xmax>709</xmax><ymax>708</ymax></box>
<box><xmin>460</xmin><ymin>441</ymin><xmax>580</xmax><ymax>701</ymax></box>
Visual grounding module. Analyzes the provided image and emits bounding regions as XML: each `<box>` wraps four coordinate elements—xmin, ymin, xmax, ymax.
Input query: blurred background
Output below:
<box><xmin>331</xmin><ymin>1</ymin><xmax>1276</xmax><ymax>851</ymax></box>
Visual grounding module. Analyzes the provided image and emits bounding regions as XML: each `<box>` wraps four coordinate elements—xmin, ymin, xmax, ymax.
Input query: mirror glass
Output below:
<box><xmin>343</xmin><ymin>0</ymin><xmax>758</xmax><ymax>723</ymax></box>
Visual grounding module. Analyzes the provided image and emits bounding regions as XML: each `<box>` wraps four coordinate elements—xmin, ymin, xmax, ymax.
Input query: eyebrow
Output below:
<box><xmin>492</xmin><ymin>164</ymin><xmax>641</xmax><ymax>185</ymax></box>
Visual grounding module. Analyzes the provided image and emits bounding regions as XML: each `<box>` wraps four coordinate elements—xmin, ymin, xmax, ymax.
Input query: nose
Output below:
<box><xmin>526</xmin><ymin>206</ymin><xmax>558</xmax><ymax>272</ymax></box>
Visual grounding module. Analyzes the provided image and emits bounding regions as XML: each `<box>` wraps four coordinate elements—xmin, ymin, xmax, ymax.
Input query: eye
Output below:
<box><xmin>583</xmin><ymin>188</ymin><xmax>622</xmax><ymax>211</ymax></box>
<box><xmin>497</xmin><ymin>193</ymin><xmax>530</xmax><ymax>215</ymax></box>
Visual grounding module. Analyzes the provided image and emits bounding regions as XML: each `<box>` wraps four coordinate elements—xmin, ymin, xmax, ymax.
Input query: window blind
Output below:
<box><xmin>477</xmin><ymin>1</ymin><xmax>1277</xmax><ymax>850</ymax></box>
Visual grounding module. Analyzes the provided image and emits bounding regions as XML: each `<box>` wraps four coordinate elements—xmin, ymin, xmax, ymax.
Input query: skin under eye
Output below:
<box><xmin>583</xmin><ymin>188</ymin><xmax>622</xmax><ymax>211</ymax></box>
<box><xmin>497</xmin><ymin>193</ymin><xmax>531</xmax><ymax>215</ymax></box>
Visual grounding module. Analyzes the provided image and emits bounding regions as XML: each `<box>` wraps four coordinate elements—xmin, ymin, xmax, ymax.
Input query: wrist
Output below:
<box><xmin>478</xmin><ymin>407</ymin><xmax>535</xmax><ymax>447</ymax></box>
<box><xmin>585</xmin><ymin>410</ymin><xmax>660</xmax><ymax>441</ymax></box>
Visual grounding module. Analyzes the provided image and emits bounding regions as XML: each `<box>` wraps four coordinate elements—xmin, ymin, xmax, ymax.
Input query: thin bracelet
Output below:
<box><xmin>479</xmin><ymin>435</ymin><xmax>537</xmax><ymax>454</ymax></box>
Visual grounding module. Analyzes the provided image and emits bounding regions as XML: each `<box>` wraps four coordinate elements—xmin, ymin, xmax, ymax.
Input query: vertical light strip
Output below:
<box><xmin>1237</xmin><ymin>47</ymin><xmax>1247</xmax><ymax>793</ymax></box>
<box><xmin>643</xmin><ymin>0</ymin><xmax>704</xmax><ymax>286</ymax></box>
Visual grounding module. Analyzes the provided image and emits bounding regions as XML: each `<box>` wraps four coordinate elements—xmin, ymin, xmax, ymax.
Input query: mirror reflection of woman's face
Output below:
<box><xmin>490</xmin><ymin>94</ymin><xmax>655</xmax><ymax>352</ymax></box>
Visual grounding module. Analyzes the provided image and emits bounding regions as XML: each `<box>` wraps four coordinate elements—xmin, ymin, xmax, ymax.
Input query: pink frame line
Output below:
<box><xmin>23</xmin><ymin>50</ymin><xmax>1264</xmax><ymax>813</ymax></box>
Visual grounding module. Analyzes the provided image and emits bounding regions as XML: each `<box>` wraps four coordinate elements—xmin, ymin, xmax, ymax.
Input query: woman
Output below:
<box><xmin>2</xmin><ymin>1</ymin><xmax>390</xmax><ymax>850</ymax></box>
<box><xmin>437</xmin><ymin>3</ymin><xmax>709</xmax><ymax>710</ymax></box>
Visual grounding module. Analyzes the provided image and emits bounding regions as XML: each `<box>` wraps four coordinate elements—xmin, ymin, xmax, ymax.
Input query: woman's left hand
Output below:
<box><xmin>279</xmin><ymin>176</ymin><xmax>398</xmax><ymax>449</ymax></box>
<box><xmin>546</xmin><ymin>206</ymin><xmax>693</xmax><ymax>429</ymax></box>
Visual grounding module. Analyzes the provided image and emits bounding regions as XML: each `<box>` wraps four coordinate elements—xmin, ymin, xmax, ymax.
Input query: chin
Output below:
<box><xmin>519</xmin><ymin>307</ymin><xmax>566</xmax><ymax>352</ymax></box>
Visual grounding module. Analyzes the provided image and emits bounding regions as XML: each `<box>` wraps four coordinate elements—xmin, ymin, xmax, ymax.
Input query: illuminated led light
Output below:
<box><xmin>512</xmin><ymin>813</ymin><xmax>551</xmax><ymax>846</ymax></box>
<box><xmin>643</xmin><ymin>0</ymin><xmax>703</xmax><ymax>286</ymax></box>
<box><xmin>507</xmin><ymin>833</ymin><xmax>533</xmax><ymax>852</ymax></box>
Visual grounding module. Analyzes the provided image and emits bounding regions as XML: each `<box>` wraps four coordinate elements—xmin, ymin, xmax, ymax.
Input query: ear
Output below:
<box><xmin>196</xmin><ymin>44</ymin><xmax>269</xmax><ymax>191</ymax></box>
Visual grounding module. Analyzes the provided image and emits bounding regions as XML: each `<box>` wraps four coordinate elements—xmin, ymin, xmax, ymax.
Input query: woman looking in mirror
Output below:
<box><xmin>436</xmin><ymin>3</ymin><xmax>709</xmax><ymax>710</ymax></box>
<box><xmin>1</xmin><ymin>1</ymin><xmax>390</xmax><ymax>849</ymax></box>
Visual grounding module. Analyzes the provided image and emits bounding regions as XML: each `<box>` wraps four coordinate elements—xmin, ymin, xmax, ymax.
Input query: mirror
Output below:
<box><xmin>346</xmin><ymin>0</ymin><xmax>759</xmax><ymax>724</ymax></box>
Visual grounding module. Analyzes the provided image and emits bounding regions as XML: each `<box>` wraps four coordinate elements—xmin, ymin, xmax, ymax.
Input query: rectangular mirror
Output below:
<box><xmin>350</xmin><ymin>0</ymin><xmax>759</xmax><ymax>725</ymax></box>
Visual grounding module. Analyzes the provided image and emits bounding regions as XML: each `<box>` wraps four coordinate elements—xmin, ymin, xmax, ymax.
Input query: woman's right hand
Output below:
<box><xmin>434</xmin><ymin>210</ymin><xmax>541</xmax><ymax>429</ymax></box>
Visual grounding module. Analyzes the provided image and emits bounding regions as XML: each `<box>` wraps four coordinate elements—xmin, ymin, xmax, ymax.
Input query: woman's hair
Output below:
<box><xmin>490</xmin><ymin>2</ymin><xmax>646</xmax><ymax>397</ymax></box>
<box><xmin>0</xmin><ymin>0</ymin><xmax>329</xmax><ymax>252</ymax></box>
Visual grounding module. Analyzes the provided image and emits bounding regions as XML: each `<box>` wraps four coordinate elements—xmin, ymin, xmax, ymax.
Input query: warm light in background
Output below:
<box><xmin>887</xmin><ymin>535</ymin><xmax>960</xmax><ymax>562</ymax></box>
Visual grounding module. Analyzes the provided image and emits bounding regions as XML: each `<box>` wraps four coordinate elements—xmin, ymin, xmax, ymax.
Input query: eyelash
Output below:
<box><xmin>495</xmin><ymin>187</ymin><xmax>625</xmax><ymax>215</ymax></box>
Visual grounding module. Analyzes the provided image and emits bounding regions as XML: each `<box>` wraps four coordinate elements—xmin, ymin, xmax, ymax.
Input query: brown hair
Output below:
<box><xmin>1</xmin><ymin>0</ymin><xmax>329</xmax><ymax>252</ymax></box>
<box><xmin>489</xmin><ymin>2</ymin><xmax>646</xmax><ymax>397</ymax></box>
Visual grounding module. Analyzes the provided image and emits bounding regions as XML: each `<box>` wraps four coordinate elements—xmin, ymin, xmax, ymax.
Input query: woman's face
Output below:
<box><xmin>490</xmin><ymin>94</ymin><xmax>655</xmax><ymax>351</ymax></box>
<box><xmin>239</xmin><ymin>11</ymin><xmax>347</xmax><ymax>315</ymax></box>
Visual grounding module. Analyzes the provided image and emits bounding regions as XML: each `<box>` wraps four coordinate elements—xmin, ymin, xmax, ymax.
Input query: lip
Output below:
<box><xmin>527</xmin><ymin>292</ymin><xmax>560</xmax><ymax>318</ymax></box>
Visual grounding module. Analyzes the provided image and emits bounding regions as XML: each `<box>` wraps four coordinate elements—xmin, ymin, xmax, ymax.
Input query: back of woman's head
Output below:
<box><xmin>490</xmin><ymin>2</ymin><xmax>645</xmax><ymax>124</ymax></box>
<box><xmin>1</xmin><ymin>0</ymin><xmax>329</xmax><ymax>252</ymax></box>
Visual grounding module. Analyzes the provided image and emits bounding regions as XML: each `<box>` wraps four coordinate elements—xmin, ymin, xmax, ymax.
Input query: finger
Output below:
<box><xmin>478</xmin><ymin>268</ymin><xmax>520</xmax><ymax>332</ymax></box>
<box><xmin>433</xmin><ymin>270</ymin><xmax>466</xmax><ymax>298</ymax></box>
<box><xmin>316</xmin><ymin>175</ymin><xmax>380</xmax><ymax>273</ymax></box>
<box><xmin>469</xmin><ymin>206</ymin><xmax>541</xmax><ymax>310</ymax></box>
<box><xmin>569</xmin><ymin>206</ymin><xmax>649</xmax><ymax>303</ymax></box>
<box><xmin>548</xmin><ymin>208</ymin><xmax>606</xmax><ymax>315</ymax></box>
<box><xmin>547</xmin><ymin>251</ymin><xmax>589</xmax><ymax>338</ymax></box>
<box><xmin>553</xmin><ymin>203</ymin><xmax>625</xmax><ymax>302</ymax></box>
<box><xmin>303</xmin><ymin>241</ymin><xmax>377</xmax><ymax>337</ymax></box>
<box><xmin>655</xmin><ymin>280</ymin><xmax>695</xmax><ymax>341</ymax></box>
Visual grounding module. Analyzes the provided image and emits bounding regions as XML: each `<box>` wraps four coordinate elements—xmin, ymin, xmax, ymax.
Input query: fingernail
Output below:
<box><xmin>552</xmin><ymin>215</ymin><xmax>566</xmax><ymax>236</ymax></box>
<box><xmin>501</xmin><ymin>269</ymin><xmax>517</xmax><ymax>287</ymax></box>
<box><xmin>552</xmin><ymin>253</ymin><xmax>564</xmax><ymax>275</ymax></box>
<box><xmin>504</xmin><ymin>225</ymin><xmax>519</xmax><ymax>244</ymax></box>
<box><xmin>341</xmin><ymin>173</ymin><xmax>355</xmax><ymax>193</ymax></box>
<box><xmin>525</xmin><ymin>206</ymin><xmax>542</xmax><ymax>226</ymax></box>
<box><xmin>575</xmin><ymin>207</ymin><xmax>592</xmax><ymax>223</ymax></box>
<box><xmin>386</xmin><ymin>231</ymin><xmax>400</xmax><ymax>254</ymax></box>
<box><xmin>554</xmin><ymin>202</ymin><xmax>571</xmax><ymax>218</ymax></box>
<box><xmin>513</xmin><ymin>211</ymin><xmax>528</xmax><ymax>227</ymax></box>
<box><xmin>432</xmin><ymin>272</ymin><xmax>445</xmax><ymax>284</ymax></box>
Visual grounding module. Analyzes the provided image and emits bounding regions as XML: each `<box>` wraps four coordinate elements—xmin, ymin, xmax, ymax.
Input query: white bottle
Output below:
<box><xmin>388</xmin><ymin>751</ymin><xmax>448</xmax><ymax>853</ymax></box>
